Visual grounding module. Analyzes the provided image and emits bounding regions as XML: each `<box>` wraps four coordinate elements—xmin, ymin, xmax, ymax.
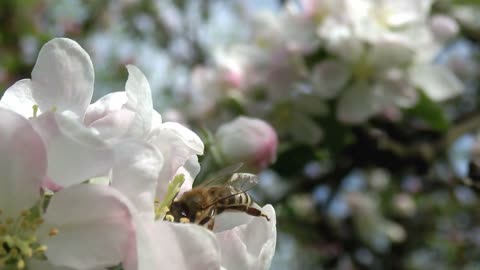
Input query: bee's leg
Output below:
<box><xmin>223</xmin><ymin>206</ymin><xmax>270</xmax><ymax>221</ymax></box>
<box><xmin>207</xmin><ymin>218</ymin><xmax>215</xmax><ymax>230</ymax></box>
<box><xmin>199</xmin><ymin>207</ymin><xmax>216</xmax><ymax>230</ymax></box>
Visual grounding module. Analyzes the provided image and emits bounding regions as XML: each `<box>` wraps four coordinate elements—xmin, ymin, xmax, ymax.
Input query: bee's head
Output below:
<box><xmin>168</xmin><ymin>201</ymin><xmax>192</xmax><ymax>222</ymax></box>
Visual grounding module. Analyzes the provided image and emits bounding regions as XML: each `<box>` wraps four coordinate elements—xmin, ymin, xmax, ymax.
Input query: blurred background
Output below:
<box><xmin>2</xmin><ymin>0</ymin><xmax>480</xmax><ymax>269</ymax></box>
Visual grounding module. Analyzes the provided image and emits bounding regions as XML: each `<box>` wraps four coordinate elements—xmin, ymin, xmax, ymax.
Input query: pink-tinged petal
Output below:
<box><xmin>85</xmin><ymin>92</ymin><xmax>133</xmax><ymax>142</ymax></box>
<box><xmin>111</xmin><ymin>140</ymin><xmax>163</xmax><ymax>222</ymax></box>
<box><xmin>124</xmin><ymin>65</ymin><xmax>153</xmax><ymax>139</ymax></box>
<box><xmin>30</xmin><ymin>111</ymin><xmax>114</xmax><ymax>187</ymax></box>
<box><xmin>148</xmin><ymin>122</ymin><xmax>204</xmax><ymax>199</ymax></box>
<box><xmin>89</xmin><ymin>108</ymin><xmax>136</xmax><ymax>141</ymax></box>
<box><xmin>216</xmin><ymin>205</ymin><xmax>277</xmax><ymax>270</ymax></box>
<box><xmin>0</xmin><ymin>79</ymin><xmax>36</xmax><ymax>118</ymax></box>
<box><xmin>31</xmin><ymin>38</ymin><xmax>94</xmax><ymax>118</ymax></box>
<box><xmin>84</xmin><ymin>92</ymin><xmax>128</xmax><ymax>126</ymax></box>
<box><xmin>43</xmin><ymin>184</ymin><xmax>134</xmax><ymax>269</ymax></box>
<box><xmin>0</xmin><ymin>108</ymin><xmax>46</xmax><ymax>218</ymax></box>
<box><xmin>126</xmin><ymin>222</ymin><xmax>220</xmax><ymax>270</ymax></box>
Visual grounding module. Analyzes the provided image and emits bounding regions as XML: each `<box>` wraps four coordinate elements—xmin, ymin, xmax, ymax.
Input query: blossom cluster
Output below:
<box><xmin>0</xmin><ymin>38</ymin><xmax>276</xmax><ymax>270</ymax></box>
<box><xmin>184</xmin><ymin>0</ymin><xmax>463</xmax><ymax>145</ymax></box>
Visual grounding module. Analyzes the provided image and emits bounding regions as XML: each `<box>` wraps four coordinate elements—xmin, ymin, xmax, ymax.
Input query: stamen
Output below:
<box><xmin>155</xmin><ymin>174</ymin><xmax>185</xmax><ymax>220</ymax></box>
<box><xmin>0</xmin><ymin>200</ymin><xmax>54</xmax><ymax>267</ymax></box>
<box><xmin>179</xmin><ymin>217</ymin><xmax>190</xmax><ymax>224</ymax></box>
<box><xmin>32</xmin><ymin>105</ymin><xmax>39</xmax><ymax>118</ymax></box>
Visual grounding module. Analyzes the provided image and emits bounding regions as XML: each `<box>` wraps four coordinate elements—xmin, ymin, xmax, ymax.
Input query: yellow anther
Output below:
<box><xmin>49</xmin><ymin>228</ymin><xmax>59</xmax><ymax>237</ymax></box>
<box><xmin>17</xmin><ymin>258</ymin><xmax>25</xmax><ymax>269</ymax></box>
<box><xmin>165</xmin><ymin>215</ymin><xmax>174</xmax><ymax>222</ymax></box>
<box><xmin>20</xmin><ymin>210</ymin><xmax>30</xmax><ymax>217</ymax></box>
<box><xmin>35</xmin><ymin>245</ymin><xmax>47</xmax><ymax>253</ymax></box>
<box><xmin>179</xmin><ymin>217</ymin><xmax>190</xmax><ymax>224</ymax></box>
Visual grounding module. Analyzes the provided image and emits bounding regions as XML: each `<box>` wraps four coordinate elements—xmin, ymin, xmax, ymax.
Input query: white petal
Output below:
<box><xmin>31</xmin><ymin>38</ymin><xmax>94</xmax><ymax>118</ymax></box>
<box><xmin>312</xmin><ymin>60</ymin><xmax>350</xmax><ymax>99</ymax></box>
<box><xmin>0</xmin><ymin>79</ymin><xmax>36</xmax><ymax>118</ymax></box>
<box><xmin>148</xmin><ymin>122</ymin><xmax>204</xmax><ymax>199</ymax></box>
<box><xmin>111</xmin><ymin>140</ymin><xmax>163</xmax><ymax>222</ymax></box>
<box><xmin>124</xmin><ymin>65</ymin><xmax>153</xmax><ymax>138</ymax></box>
<box><xmin>410</xmin><ymin>64</ymin><xmax>463</xmax><ymax>101</ymax></box>
<box><xmin>0</xmin><ymin>108</ymin><xmax>46</xmax><ymax>218</ymax></box>
<box><xmin>337</xmin><ymin>83</ymin><xmax>384</xmax><ymax>124</ymax></box>
<box><xmin>43</xmin><ymin>184</ymin><xmax>135</xmax><ymax>269</ymax></box>
<box><xmin>150</xmin><ymin>110</ymin><xmax>163</xmax><ymax>130</ymax></box>
<box><xmin>130</xmin><ymin>222</ymin><xmax>220</xmax><ymax>270</ymax></box>
<box><xmin>216</xmin><ymin>205</ymin><xmax>277</xmax><ymax>270</ymax></box>
<box><xmin>367</xmin><ymin>41</ymin><xmax>414</xmax><ymax>69</ymax></box>
<box><xmin>177</xmin><ymin>156</ymin><xmax>201</xmax><ymax>197</ymax></box>
<box><xmin>30</xmin><ymin>112</ymin><xmax>114</xmax><ymax>187</ymax></box>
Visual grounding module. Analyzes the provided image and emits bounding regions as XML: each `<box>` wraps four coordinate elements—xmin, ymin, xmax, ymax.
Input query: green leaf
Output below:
<box><xmin>454</xmin><ymin>0</ymin><xmax>480</xmax><ymax>5</ymax></box>
<box><xmin>406</xmin><ymin>90</ymin><xmax>450</xmax><ymax>132</ymax></box>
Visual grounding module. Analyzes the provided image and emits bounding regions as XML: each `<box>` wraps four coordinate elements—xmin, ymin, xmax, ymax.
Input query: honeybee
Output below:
<box><xmin>165</xmin><ymin>164</ymin><xmax>270</xmax><ymax>230</ymax></box>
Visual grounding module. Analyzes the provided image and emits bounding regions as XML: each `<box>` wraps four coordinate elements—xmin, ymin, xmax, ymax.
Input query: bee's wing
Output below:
<box><xmin>208</xmin><ymin>173</ymin><xmax>259</xmax><ymax>206</ymax></box>
<box><xmin>196</xmin><ymin>163</ymin><xmax>244</xmax><ymax>187</ymax></box>
<box><xmin>225</xmin><ymin>173</ymin><xmax>259</xmax><ymax>193</ymax></box>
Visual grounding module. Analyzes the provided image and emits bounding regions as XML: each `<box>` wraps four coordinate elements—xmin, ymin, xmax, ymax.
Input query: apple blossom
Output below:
<box><xmin>179</xmin><ymin>0</ymin><xmax>463</xmax><ymax>129</ymax></box>
<box><xmin>0</xmin><ymin>107</ymin><xmax>135</xmax><ymax>270</ymax></box>
<box><xmin>84</xmin><ymin>63</ymin><xmax>204</xmax><ymax>201</ymax></box>
<box><xmin>0</xmin><ymin>36</ymin><xmax>278</xmax><ymax>270</ymax></box>
<box><xmin>215</xmin><ymin>117</ymin><xmax>278</xmax><ymax>171</ymax></box>
<box><xmin>0</xmin><ymin>38</ymin><xmax>115</xmax><ymax>188</ymax></box>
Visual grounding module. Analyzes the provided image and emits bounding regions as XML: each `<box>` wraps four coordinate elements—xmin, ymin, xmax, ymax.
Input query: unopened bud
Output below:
<box><xmin>215</xmin><ymin>117</ymin><xmax>278</xmax><ymax>171</ymax></box>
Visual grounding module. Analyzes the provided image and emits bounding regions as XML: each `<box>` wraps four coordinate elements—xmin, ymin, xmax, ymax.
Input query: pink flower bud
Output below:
<box><xmin>215</xmin><ymin>117</ymin><xmax>278</xmax><ymax>171</ymax></box>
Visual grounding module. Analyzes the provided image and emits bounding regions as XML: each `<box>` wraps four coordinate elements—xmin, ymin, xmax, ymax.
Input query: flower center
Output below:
<box><xmin>0</xmin><ymin>202</ymin><xmax>57</xmax><ymax>269</ymax></box>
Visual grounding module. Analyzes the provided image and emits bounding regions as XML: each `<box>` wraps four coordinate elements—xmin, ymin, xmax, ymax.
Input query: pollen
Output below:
<box><xmin>49</xmin><ymin>228</ymin><xmax>59</xmax><ymax>237</ymax></box>
<box><xmin>179</xmin><ymin>217</ymin><xmax>190</xmax><ymax>224</ymax></box>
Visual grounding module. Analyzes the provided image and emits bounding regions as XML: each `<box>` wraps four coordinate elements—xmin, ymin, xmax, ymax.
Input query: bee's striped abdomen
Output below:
<box><xmin>218</xmin><ymin>193</ymin><xmax>252</xmax><ymax>207</ymax></box>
